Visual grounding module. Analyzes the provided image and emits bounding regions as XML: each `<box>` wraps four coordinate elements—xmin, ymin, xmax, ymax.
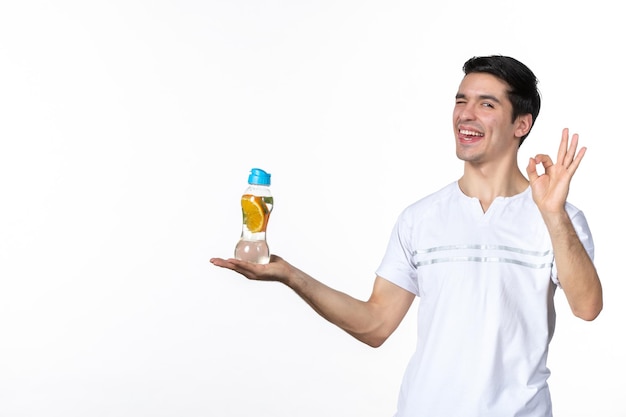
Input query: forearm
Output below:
<box><xmin>283</xmin><ymin>269</ymin><xmax>390</xmax><ymax>346</ymax></box>
<box><xmin>543</xmin><ymin>211</ymin><xmax>603</xmax><ymax>320</ymax></box>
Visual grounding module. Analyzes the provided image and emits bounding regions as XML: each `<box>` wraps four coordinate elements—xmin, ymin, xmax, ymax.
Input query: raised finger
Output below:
<box><xmin>564</xmin><ymin>132</ymin><xmax>580</xmax><ymax>167</ymax></box>
<box><xmin>567</xmin><ymin>146</ymin><xmax>587</xmax><ymax>174</ymax></box>
<box><xmin>556</xmin><ymin>128</ymin><xmax>570</xmax><ymax>165</ymax></box>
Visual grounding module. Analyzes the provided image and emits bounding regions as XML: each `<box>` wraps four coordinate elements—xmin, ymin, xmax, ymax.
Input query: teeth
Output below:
<box><xmin>459</xmin><ymin>129</ymin><xmax>483</xmax><ymax>136</ymax></box>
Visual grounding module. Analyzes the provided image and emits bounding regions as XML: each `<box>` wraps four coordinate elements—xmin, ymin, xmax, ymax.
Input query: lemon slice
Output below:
<box><xmin>241</xmin><ymin>196</ymin><xmax>266</xmax><ymax>233</ymax></box>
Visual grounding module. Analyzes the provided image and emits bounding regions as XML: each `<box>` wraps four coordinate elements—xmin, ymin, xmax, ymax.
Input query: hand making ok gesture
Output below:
<box><xmin>526</xmin><ymin>128</ymin><xmax>587</xmax><ymax>215</ymax></box>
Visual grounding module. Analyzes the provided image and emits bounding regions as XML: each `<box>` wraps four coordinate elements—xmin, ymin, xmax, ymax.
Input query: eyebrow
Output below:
<box><xmin>455</xmin><ymin>93</ymin><xmax>502</xmax><ymax>103</ymax></box>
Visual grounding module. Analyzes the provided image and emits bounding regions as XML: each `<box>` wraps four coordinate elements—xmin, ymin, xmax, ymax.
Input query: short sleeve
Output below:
<box><xmin>375</xmin><ymin>211</ymin><xmax>420</xmax><ymax>295</ymax></box>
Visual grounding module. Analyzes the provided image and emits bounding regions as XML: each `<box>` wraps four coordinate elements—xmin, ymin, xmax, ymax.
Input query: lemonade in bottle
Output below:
<box><xmin>234</xmin><ymin>168</ymin><xmax>273</xmax><ymax>264</ymax></box>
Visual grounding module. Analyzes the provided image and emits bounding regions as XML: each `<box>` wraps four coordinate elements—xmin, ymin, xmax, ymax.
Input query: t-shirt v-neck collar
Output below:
<box><xmin>454</xmin><ymin>181</ymin><xmax>531</xmax><ymax>220</ymax></box>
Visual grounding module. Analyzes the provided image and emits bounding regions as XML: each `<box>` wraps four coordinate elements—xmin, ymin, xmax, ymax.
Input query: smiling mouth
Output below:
<box><xmin>458</xmin><ymin>129</ymin><xmax>484</xmax><ymax>142</ymax></box>
<box><xmin>459</xmin><ymin>129</ymin><xmax>484</xmax><ymax>137</ymax></box>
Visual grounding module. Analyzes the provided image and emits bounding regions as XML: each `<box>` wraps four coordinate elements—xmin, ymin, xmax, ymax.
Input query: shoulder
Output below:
<box><xmin>403</xmin><ymin>182</ymin><xmax>459</xmax><ymax>213</ymax></box>
<box><xmin>396</xmin><ymin>182</ymin><xmax>460</xmax><ymax>224</ymax></box>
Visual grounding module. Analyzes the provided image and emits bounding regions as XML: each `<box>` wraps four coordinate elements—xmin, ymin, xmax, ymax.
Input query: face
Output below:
<box><xmin>452</xmin><ymin>72</ymin><xmax>528</xmax><ymax>164</ymax></box>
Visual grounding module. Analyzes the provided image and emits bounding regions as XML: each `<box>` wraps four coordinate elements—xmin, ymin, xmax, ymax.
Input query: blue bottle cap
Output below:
<box><xmin>248</xmin><ymin>168</ymin><xmax>271</xmax><ymax>185</ymax></box>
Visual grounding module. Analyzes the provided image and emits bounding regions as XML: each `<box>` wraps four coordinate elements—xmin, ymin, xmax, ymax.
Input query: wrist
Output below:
<box><xmin>540</xmin><ymin>209</ymin><xmax>572</xmax><ymax>233</ymax></box>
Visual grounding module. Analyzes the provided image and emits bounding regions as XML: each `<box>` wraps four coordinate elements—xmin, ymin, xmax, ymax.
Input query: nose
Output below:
<box><xmin>457</xmin><ymin>103</ymin><xmax>476</xmax><ymax>121</ymax></box>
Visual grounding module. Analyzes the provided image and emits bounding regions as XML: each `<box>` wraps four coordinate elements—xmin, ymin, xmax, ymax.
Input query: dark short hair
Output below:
<box><xmin>463</xmin><ymin>55</ymin><xmax>541</xmax><ymax>146</ymax></box>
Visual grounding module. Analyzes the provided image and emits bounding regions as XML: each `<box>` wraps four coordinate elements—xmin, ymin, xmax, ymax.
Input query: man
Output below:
<box><xmin>211</xmin><ymin>55</ymin><xmax>603</xmax><ymax>416</ymax></box>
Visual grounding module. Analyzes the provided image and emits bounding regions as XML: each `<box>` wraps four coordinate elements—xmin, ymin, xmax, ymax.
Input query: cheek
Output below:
<box><xmin>452</xmin><ymin>109</ymin><xmax>462</xmax><ymax>124</ymax></box>
<box><xmin>480</xmin><ymin>113</ymin><xmax>503</xmax><ymax>130</ymax></box>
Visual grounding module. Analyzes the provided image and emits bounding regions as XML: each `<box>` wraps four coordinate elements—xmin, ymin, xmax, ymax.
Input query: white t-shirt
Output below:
<box><xmin>376</xmin><ymin>182</ymin><xmax>594</xmax><ymax>417</ymax></box>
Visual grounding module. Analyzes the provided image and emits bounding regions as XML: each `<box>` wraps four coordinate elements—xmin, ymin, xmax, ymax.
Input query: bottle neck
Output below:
<box><xmin>240</xmin><ymin>230</ymin><xmax>267</xmax><ymax>241</ymax></box>
<box><xmin>246</xmin><ymin>184</ymin><xmax>271</xmax><ymax>196</ymax></box>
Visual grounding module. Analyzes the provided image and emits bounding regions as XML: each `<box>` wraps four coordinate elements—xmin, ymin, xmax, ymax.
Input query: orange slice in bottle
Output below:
<box><xmin>241</xmin><ymin>195</ymin><xmax>266</xmax><ymax>233</ymax></box>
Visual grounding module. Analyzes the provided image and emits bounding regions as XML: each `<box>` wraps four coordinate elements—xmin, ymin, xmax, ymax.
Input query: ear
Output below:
<box><xmin>514</xmin><ymin>114</ymin><xmax>533</xmax><ymax>139</ymax></box>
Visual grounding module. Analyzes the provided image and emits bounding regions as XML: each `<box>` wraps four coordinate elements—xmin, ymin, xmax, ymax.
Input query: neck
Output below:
<box><xmin>458</xmin><ymin>162</ymin><xmax>529</xmax><ymax>212</ymax></box>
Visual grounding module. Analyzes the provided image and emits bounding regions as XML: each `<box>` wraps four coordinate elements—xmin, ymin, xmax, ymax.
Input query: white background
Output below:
<box><xmin>1</xmin><ymin>1</ymin><xmax>623</xmax><ymax>416</ymax></box>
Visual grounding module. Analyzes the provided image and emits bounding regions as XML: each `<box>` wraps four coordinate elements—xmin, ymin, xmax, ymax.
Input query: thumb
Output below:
<box><xmin>526</xmin><ymin>157</ymin><xmax>539</xmax><ymax>182</ymax></box>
